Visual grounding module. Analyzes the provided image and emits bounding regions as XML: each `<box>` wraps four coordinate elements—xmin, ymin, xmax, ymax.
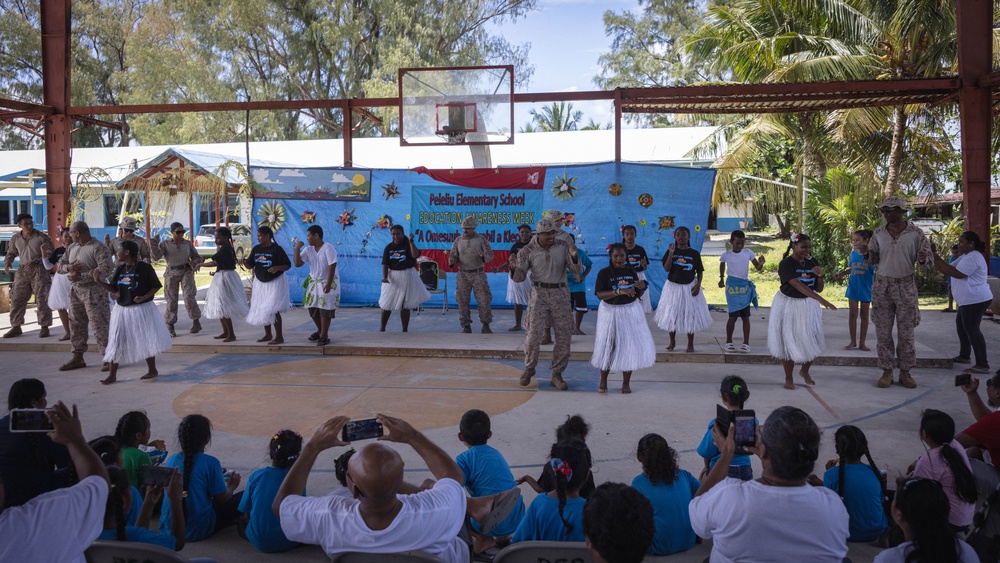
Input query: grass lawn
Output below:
<box><xmin>150</xmin><ymin>262</ymin><xmax>250</xmax><ymax>298</ymax></box>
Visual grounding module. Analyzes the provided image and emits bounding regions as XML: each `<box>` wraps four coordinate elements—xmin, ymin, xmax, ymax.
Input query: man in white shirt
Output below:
<box><xmin>293</xmin><ymin>225</ymin><xmax>340</xmax><ymax>346</ymax></box>
<box><xmin>0</xmin><ymin>401</ymin><xmax>109</xmax><ymax>563</ymax></box>
<box><xmin>274</xmin><ymin>414</ymin><xmax>519</xmax><ymax>563</ymax></box>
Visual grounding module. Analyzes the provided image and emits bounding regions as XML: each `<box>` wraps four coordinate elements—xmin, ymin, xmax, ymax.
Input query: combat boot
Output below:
<box><xmin>59</xmin><ymin>354</ymin><xmax>86</xmax><ymax>371</ymax></box>
<box><xmin>550</xmin><ymin>373</ymin><xmax>568</xmax><ymax>391</ymax></box>
<box><xmin>190</xmin><ymin>319</ymin><xmax>202</xmax><ymax>334</ymax></box>
<box><xmin>3</xmin><ymin>326</ymin><xmax>22</xmax><ymax>338</ymax></box>
<box><xmin>876</xmin><ymin>369</ymin><xmax>893</xmax><ymax>388</ymax></box>
<box><xmin>898</xmin><ymin>370</ymin><xmax>917</xmax><ymax>389</ymax></box>
<box><xmin>38</xmin><ymin>327</ymin><xmax>50</xmax><ymax>338</ymax></box>
<box><xmin>482</xmin><ymin>323</ymin><xmax>493</xmax><ymax>334</ymax></box>
<box><xmin>519</xmin><ymin>367</ymin><xmax>535</xmax><ymax>386</ymax></box>
<box><xmin>167</xmin><ymin>324</ymin><xmax>176</xmax><ymax>337</ymax></box>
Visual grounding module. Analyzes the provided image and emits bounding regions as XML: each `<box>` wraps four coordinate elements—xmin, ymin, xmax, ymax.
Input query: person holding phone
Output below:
<box><xmin>698</xmin><ymin>376</ymin><xmax>756</xmax><ymax>481</ymax></box>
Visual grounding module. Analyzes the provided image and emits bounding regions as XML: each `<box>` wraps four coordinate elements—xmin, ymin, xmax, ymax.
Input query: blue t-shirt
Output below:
<box><xmin>125</xmin><ymin>485</ymin><xmax>142</xmax><ymax>526</ymax></box>
<box><xmin>823</xmin><ymin>464</ymin><xmax>887</xmax><ymax>542</ymax></box>
<box><xmin>512</xmin><ymin>494</ymin><xmax>585</xmax><ymax>543</ymax></box>
<box><xmin>845</xmin><ymin>250</ymin><xmax>875</xmax><ymax>303</ymax></box>
<box><xmin>631</xmin><ymin>472</ymin><xmax>699</xmax><ymax>555</ymax></box>
<box><xmin>456</xmin><ymin>444</ymin><xmax>526</xmax><ymax>537</ymax></box>
<box><xmin>567</xmin><ymin>250</ymin><xmax>592</xmax><ymax>293</ymax></box>
<box><xmin>159</xmin><ymin>452</ymin><xmax>228</xmax><ymax>542</ymax></box>
<box><xmin>238</xmin><ymin>466</ymin><xmax>300</xmax><ymax>553</ymax></box>
<box><xmin>99</xmin><ymin>525</ymin><xmax>176</xmax><ymax>550</ymax></box>
<box><xmin>697</xmin><ymin>419</ymin><xmax>753</xmax><ymax>470</ymax></box>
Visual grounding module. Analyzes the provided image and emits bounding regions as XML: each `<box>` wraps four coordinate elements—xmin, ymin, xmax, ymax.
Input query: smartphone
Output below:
<box><xmin>734</xmin><ymin>410</ymin><xmax>757</xmax><ymax>448</ymax></box>
<box><xmin>955</xmin><ymin>373</ymin><xmax>972</xmax><ymax>387</ymax></box>
<box><xmin>9</xmin><ymin>408</ymin><xmax>54</xmax><ymax>433</ymax></box>
<box><xmin>141</xmin><ymin>465</ymin><xmax>177</xmax><ymax>488</ymax></box>
<box><xmin>715</xmin><ymin>404</ymin><xmax>732</xmax><ymax>436</ymax></box>
<box><xmin>342</xmin><ymin>418</ymin><xmax>384</xmax><ymax>442</ymax></box>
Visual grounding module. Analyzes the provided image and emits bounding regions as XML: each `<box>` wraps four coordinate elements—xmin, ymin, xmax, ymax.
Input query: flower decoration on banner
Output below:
<box><xmin>360</xmin><ymin>230</ymin><xmax>374</xmax><ymax>254</ymax></box>
<box><xmin>639</xmin><ymin>219</ymin><xmax>647</xmax><ymax>227</ymax></box>
<box><xmin>658</xmin><ymin>215</ymin><xmax>676</xmax><ymax>231</ymax></box>
<box><xmin>405</xmin><ymin>214</ymin><xmax>411</xmax><ymax>221</ymax></box>
<box><xmin>551</xmin><ymin>173</ymin><xmax>579</xmax><ymax>201</ymax></box>
<box><xmin>336</xmin><ymin>208</ymin><xmax>358</xmax><ymax>231</ymax></box>
<box><xmin>563</xmin><ymin>213</ymin><xmax>575</xmax><ymax>227</ymax></box>
<box><xmin>257</xmin><ymin>201</ymin><xmax>286</xmax><ymax>233</ymax></box>
<box><xmin>608</xmin><ymin>183</ymin><xmax>623</xmax><ymax>196</ymax></box>
<box><xmin>301</xmin><ymin>210</ymin><xmax>316</xmax><ymax>224</ymax></box>
<box><xmin>638</xmin><ymin>193</ymin><xmax>654</xmax><ymax>209</ymax></box>
<box><xmin>695</xmin><ymin>225</ymin><xmax>702</xmax><ymax>233</ymax></box>
<box><xmin>381</xmin><ymin>180</ymin><xmax>400</xmax><ymax>200</ymax></box>
<box><xmin>376</xmin><ymin>215</ymin><xmax>393</xmax><ymax>229</ymax></box>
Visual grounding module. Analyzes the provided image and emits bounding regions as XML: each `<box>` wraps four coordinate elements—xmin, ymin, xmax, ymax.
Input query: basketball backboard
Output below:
<box><xmin>399</xmin><ymin>66</ymin><xmax>514</xmax><ymax>146</ymax></box>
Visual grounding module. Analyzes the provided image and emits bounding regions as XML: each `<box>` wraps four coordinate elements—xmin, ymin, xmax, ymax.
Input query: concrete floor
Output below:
<box><xmin>2</xmin><ymin>291</ymin><xmax>998</xmax><ymax>562</ymax></box>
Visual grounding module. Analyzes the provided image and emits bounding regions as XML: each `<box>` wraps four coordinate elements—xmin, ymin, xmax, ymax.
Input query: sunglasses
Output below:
<box><xmin>879</xmin><ymin>206</ymin><xmax>903</xmax><ymax>213</ymax></box>
<box><xmin>173</xmin><ymin>230</ymin><xmax>185</xmax><ymax>235</ymax></box>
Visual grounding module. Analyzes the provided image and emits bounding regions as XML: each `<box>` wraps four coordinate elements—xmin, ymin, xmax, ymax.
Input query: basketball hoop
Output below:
<box><xmin>444</xmin><ymin>130</ymin><xmax>467</xmax><ymax>144</ymax></box>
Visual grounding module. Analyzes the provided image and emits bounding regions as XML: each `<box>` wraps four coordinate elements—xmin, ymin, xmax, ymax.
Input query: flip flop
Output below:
<box><xmin>479</xmin><ymin>487</ymin><xmax>521</xmax><ymax>536</ymax></box>
<box><xmin>723</xmin><ymin>343</ymin><xmax>736</xmax><ymax>352</ymax></box>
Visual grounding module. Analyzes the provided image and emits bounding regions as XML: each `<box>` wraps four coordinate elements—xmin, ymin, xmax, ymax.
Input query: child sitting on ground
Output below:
<box><xmin>810</xmin><ymin>425</ymin><xmax>887</xmax><ymax>542</ymax></box>
<box><xmin>518</xmin><ymin>415</ymin><xmax>596</xmax><ymax>498</ymax></box>
<box><xmin>115</xmin><ymin>411</ymin><xmax>152</xmax><ymax>489</ymax></box>
<box><xmin>89</xmin><ymin>435</ymin><xmax>142</xmax><ymax>526</ymax></box>
<box><xmin>100</xmin><ymin>466</ymin><xmax>189</xmax><ymax>552</ymax></box>
<box><xmin>512</xmin><ymin>439</ymin><xmax>592</xmax><ymax>543</ymax></box>
<box><xmin>631</xmin><ymin>433</ymin><xmax>700</xmax><ymax>556</ymax></box>
<box><xmin>238</xmin><ymin>430</ymin><xmax>303</xmax><ymax>553</ymax></box>
<box><xmin>697</xmin><ymin>376</ymin><xmax>755</xmax><ymax>481</ymax></box>
<box><xmin>907</xmin><ymin>410</ymin><xmax>976</xmax><ymax>533</ymax></box>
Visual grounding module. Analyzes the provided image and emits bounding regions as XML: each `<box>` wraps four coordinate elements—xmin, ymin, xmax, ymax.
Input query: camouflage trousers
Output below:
<box><xmin>872</xmin><ymin>275</ymin><xmax>920</xmax><ymax>371</ymax></box>
<box><xmin>69</xmin><ymin>283</ymin><xmax>110</xmax><ymax>355</ymax></box>
<box><xmin>456</xmin><ymin>270</ymin><xmax>493</xmax><ymax>327</ymax></box>
<box><xmin>163</xmin><ymin>267</ymin><xmax>201</xmax><ymax>325</ymax></box>
<box><xmin>9</xmin><ymin>262</ymin><xmax>52</xmax><ymax>328</ymax></box>
<box><xmin>524</xmin><ymin>285</ymin><xmax>574</xmax><ymax>375</ymax></box>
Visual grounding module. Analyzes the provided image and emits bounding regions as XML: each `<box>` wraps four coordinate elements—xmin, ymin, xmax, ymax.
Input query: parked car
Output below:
<box><xmin>0</xmin><ymin>227</ymin><xmax>20</xmax><ymax>283</ymax></box>
<box><xmin>193</xmin><ymin>224</ymin><xmax>252</xmax><ymax>261</ymax></box>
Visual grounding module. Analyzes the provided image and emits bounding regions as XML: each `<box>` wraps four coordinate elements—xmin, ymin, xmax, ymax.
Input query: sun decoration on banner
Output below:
<box><xmin>638</xmin><ymin>193</ymin><xmax>654</xmax><ymax>208</ymax></box>
<box><xmin>301</xmin><ymin>211</ymin><xmax>316</xmax><ymax>224</ymax></box>
<box><xmin>608</xmin><ymin>183</ymin><xmax>623</xmax><ymax>196</ymax></box>
<box><xmin>381</xmin><ymin>181</ymin><xmax>400</xmax><ymax>200</ymax></box>
<box><xmin>258</xmin><ymin>201</ymin><xmax>286</xmax><ymax>233</ymax></box>
<box><xmin>551</xmin><ymin>173</ymin><xmax>579</xmax><ymax>201</ymax></box>
<box><xmin>336</xmin><ymin>208</ymin><xmax>358</xmax><ymax>231</ymax></box>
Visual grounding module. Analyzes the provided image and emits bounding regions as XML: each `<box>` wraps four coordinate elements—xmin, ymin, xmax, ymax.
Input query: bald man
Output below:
<box><xmin>274</xmin><ymin>414</ymin><xmax>518</xmax><ymax>562</ymax></box>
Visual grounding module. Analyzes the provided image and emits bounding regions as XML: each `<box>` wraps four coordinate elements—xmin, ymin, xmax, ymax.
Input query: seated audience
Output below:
<box><xmin>874</xmin><ymin>478</ymin><xmax>978</xmax><ymax>562</ymax></box>
<box><xmin>114</xmin><ymin>410</ymin><xmax>153</xmax><ymax>489</ymax></box>
<box><xmin>238</xmin><ymin>430</ymin><xmax>304</xmax><ymax>553</ymax></box>
<box><xmin>813</xmin><ymin>425</ymin><xmax>887</xmax><ymax>542</ymax></box>
<box><xmin>957</xmin><ymin>375</ymin><xmax>1000</xmax><ymax>541</ymax></box>
<box><xmin>518</xmin><ymin>414</ymin><xmax>596</xmax><ymax>498</ymax></box>
<box><xmin>100</xmin><ymin>465</ymin><xmax>186</xmax><ymax>550</ymax></box>
<box><xmin>89</xmin><ymin>435</ymin><xmax>142</xmax><ymax>526</ymax></box>
<box><xmin>0</xmin><ymin>402</ymin><xmax>109</xmax><ymax>562</ymax></box>
<box><xmin>583</xmin><ymin>482</ymin><xmax>655</xmax><ymax>563</ymax></box>
<box><xmin>513</xmin><ymin>438</ymin><xmax>592</xmax><ymax>543</ymax></box>
<box><xmin>908</xmin><ymin>410</ymin><xmax>976</xmax><ymax>533</ymax></box>
<box><xmin>689</xmin><ymin>406</ymin><xmax>850</xmax><ymax>562</ymax></box>
<box><xmin>631</xmin><ymin>433</ymin><xmax>699</xmax><ymax>555</ymax></box>
<box><xmin>698</xmin><ymin>376</ymin><xmax>755</xmax><ymax>481</ymax></box>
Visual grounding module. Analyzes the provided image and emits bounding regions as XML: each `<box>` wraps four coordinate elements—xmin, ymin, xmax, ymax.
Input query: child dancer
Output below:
<box><xmin>908</xmin><ymin>410</ymin><xmax>975</xmax><ymax>532</ymax></box>
<box><xmin>378</xmin><ymin>225</ymin><xmax>430</xmax><ymax>332</ymax></box>
<box><xmin>198</xmin><ymin>226</ymin><xmax>248</xmax><ymax>342</ymax></box>
<box><xmin>94</xmin><ymin>240</ymin><xmax>173</xmax><ymax>385</ymax></box>
<box><xmin>768</xmin><ymin>233</ymin><xmax>837</xmax><ymax>389</ymax></box>
<box><xmin>591</xmin><ymin>243</ymin><xmax>655</xmax><ymax>394</ymax></box>
<box><xmin>631</xmin><ymin>433</ymin><xmax>700</xmax><ymax>556</ymax></box>
<box><xmin>238</xmin><ymin>430</ymin><xmax>303</xmax><ymax>552</ymax></box>
<box><xmin>42</xmin><ymin>241</ymin><xmax>72</xmax><ymax>341</ymax></box>
<box><xmin>697</xmin><ymin>376</ymin><xmax>755</xmax><ymax>481</ymax></box>
<box><xmin>512</xmin><ymin>439</ymin><xmax>592</xmax><ymax>543</ymax></box>
<box><xmin>622</xmin><ymin>225</ymin><xmax>653</xmax><ymax>313</ymax></box>
<box><xmin>492</xmin><ymin>224</ymin><xmax>533</xmax><ymax>331</ymax></box>
<box><xmin>654</xmin><ymin>226</ymin><xmax>711</xmax><ymax>352</ymax></box>
<box><xmin>100</xmin><ymin>466</ymin><xmax>187</xmax><ymax>551</ymax></box>
<box><xmin>244</xmin><ymin>226</ymin><xmax>291</xmax><ymax>345</ymax></box>
<box><xmin>811</xmin><ymin>426</ymin><xmax>887</xmax><ymax>542</ymax></box>
<box><xmin>161</xmin><ymin>414</ymin><xmax>242</xmax><ymax>542</ymax></box>
<box><xmin>568</xmin><ymin>248</ymin><xmax>592</xmax><ymax>335</ymax></box>
<box><xmin>718</xmin><ymin>230</ymin><xmax>764</xmax><ymax>352</ymax></box>
<box><xmin>834</xmin><ymin>229</ymin><xmax>874</xmax><ymax>351</ymax></box>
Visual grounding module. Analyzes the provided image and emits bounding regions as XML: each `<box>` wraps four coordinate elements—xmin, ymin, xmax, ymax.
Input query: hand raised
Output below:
<box><xmin>308</xmin><ymin>416</ymin><xmax>350</xmax><ymax>450</ymax></box>
<box><xmin>377</xmin><ymin>413</ymin><xmax>418</xmax><ymax>444</ymax></box>
<box><xmin>46</xmin><ymin>401</ymin><xmax>84</xmax><ymax>446</ymax></box>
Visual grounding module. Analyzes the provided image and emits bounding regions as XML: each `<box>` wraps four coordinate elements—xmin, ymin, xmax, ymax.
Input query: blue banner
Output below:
<box><xmin>411</xmin><ymin>185</ymin><xmax>543</xmax><ymax>250</ymax></box>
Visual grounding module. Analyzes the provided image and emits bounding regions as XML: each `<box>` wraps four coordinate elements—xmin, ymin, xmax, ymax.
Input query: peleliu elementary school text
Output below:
<box><xmin>411</xmin><ymin>186</ymin><xmax>543</xmax><ymax>249</ymax></box>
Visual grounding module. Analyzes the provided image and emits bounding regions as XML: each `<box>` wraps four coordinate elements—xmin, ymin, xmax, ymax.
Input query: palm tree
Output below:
<box><xmin>527</xmin><ymin>102</ymin><xmax>584</xmax><ymax>132</ymax></box>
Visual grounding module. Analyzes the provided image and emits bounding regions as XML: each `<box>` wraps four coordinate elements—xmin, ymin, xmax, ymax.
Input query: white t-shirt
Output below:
<box><xmin>720</xmin><ymin>249</ymin><xmax>757</xmax><ymax>280</ymax></box>
<box><xmin>302</xmin><ymin>242</ymin><xmax>338</xmax><ymax>281</ymax></box>
<box><xmin>280</xmin><ymin>477</ymin><xmax>468</xmax><ymax>563</ymax></box>
<box><xmin>0</xmin><ymin>475</ymin><xmax>108</xmax><ymax>563</ymax></box>
<box><xmin>689</xmin><ymin>478</ymin><xmax>849</xmax><ymax>563</ymax></box>
<box><xmin>951</xmin><ymin>252</ymin><xmax>993</xmax><ymax>307</ymax></box>
<box><xmin>873</xmin><ymin>539</ymin><xmax>979</xmax><ymax>562</ymax></box>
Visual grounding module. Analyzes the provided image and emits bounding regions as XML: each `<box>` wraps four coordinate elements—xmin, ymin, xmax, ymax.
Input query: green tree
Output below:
<box><xmin>524</xmin><ymin>102</ymin><xmax>583</xmax><ymax>132</ymax></box>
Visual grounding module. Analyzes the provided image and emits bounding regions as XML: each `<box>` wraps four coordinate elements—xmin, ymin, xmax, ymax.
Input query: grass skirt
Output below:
<box><xmin>636</xmin><ymin>271</ymin><xmax>653</xmax><ymax>313</ymax></box>
<box><xmin>246</xmin><ymin>276</ymin><xmax>292</xmax><ymax>326</ymax></box>
<box><xmin>768</xmin><ymin>292</ymin><xmax>825</xmax><ymax>363</ymax></box>
<box><xmin>103</xmin><ymin>301</ymin><xmax>173</xmax><ymax>365</ymax></box>
<box><xmin>590</xmin><ymin>300</ymin><xmax>656</xmax><ymax>371</ymax></box>
<box><xmin>378</xmin><ymin>269</ymin><xmax>430</xmax><ymax>310</ymax></box>
<box><xmin>48</xmin><ymin>272</ymin><xmax>72</xmax><ymax>310</ymax></box>
<box><xmin>654</xmin><ymin>280</ymin><xmax>712</xmax><ymax>334</ymax></box>
<box><xmin>204</xmin><ymin>270</ymin><xmax>249</xmax><ymax>320</ymax></box>
<box><xmin>506</xmin><ymin>271</ymin><xmax>532</xmax><ymax>306</ymax></box>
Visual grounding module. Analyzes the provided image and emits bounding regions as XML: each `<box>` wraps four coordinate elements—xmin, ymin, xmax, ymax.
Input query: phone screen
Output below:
<box><xmin>342</xmin><ymin>418</ymin><xmax>384</xmax><ymax>442</ymax></box>
<box><xmin>9</xmin><ymin>409</ymin><xmax>54</xmax><ymax>432</ymax></box>
<box><xmin>734</xmin><ymin>411</ymin><xmax>757</xmax><ymax>448</ymax></box>
<box><xmin>955</xmin><ymin>373</ymin><xmax>972</xmax><ymax>387</ymax></box>
<box><xmin>141</xmin><ymin>465</ymin><xmax>177</xmax><ymax>488</ymax></box>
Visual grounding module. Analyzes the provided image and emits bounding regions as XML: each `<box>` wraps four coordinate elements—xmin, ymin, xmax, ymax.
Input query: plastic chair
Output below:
<box><xmin>85</xmin><ymin>540</ymin><xmax>191</xmax><ymax>563</ymax></box>
<box><xmin>418</xmin><ymin>261</ymin><xmax>448</xmax><ymax>313</ymax></box>
<box><xmin>329</xmin><ymin>551</ymin><xmax>443</xmax><ymax>562</ymax></box>
<box><xmin>492</xmin><ymin>541</ymin><xmax>593</xmax><ymax>563</ymax></box>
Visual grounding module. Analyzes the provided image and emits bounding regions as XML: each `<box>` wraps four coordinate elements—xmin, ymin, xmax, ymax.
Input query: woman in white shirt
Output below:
<box><xmin>931</xmin><ymin>231</ymin><xmax>993</xmax><ymax>374</ymax></box>
<box><xmin>874</xmin><ymin>478</ymin><xmax>979</xmax><ymax>563</ymax></box>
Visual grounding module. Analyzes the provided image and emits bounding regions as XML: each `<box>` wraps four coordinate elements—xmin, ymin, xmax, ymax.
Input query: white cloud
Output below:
<box><xmin>251</xmin><ymin>169</ymin><xmax>282</xmax><ymax>184</ymax></box>
<box><xmin>278</xmin><ymin>169</ymin><xmax>306</xmax><ymax>177</ymax></box>
<box><xmin>330</xmin><ymin>172</ymin><xmax>351</xmax><ymax>183</ymax></box>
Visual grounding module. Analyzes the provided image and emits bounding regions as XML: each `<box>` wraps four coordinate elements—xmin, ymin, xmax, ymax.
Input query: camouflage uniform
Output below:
<box><xmin>449</xmin><ymin>228</ymin><xmax>494</xmax><ymax>329</ymax></box>
<box><xmin>107</xmin><ymin>235</ymin><xmax>152</xmax><ymax>263</ymax></box>
<box><xmin>59</xmin><ymin>239</ymin><xmax>114</xmax><ymax>354</ymax></box>
<box><xmin>4</xmin><ymin>229</ymin><xmax>53</xmax><ymax>329</ymax></box>
<box><xmin>151</xmin><ymin>238</ymin><xmax>202</xmax><ymax>325</ymax></box>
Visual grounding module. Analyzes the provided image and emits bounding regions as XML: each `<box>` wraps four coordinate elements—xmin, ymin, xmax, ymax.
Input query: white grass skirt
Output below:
<box><xmin>768</xmin><ymin>292</ymin><xmax>825</xmax><ymax>363</ymax></box>
<box><xmin>637</xmin><ymin>271</ymin><xmax>653</xmax><ymax>313</ymax></box>
<box><xmin>590</xmin><ymin>300</ymin><xmax>656</xmax><ymax>372</ymax></box>
<box><xmin>379</xmin><ymin>269</ymin><xmax>431</xmax><ymax>310</ymax></box>
<box><xmin>654</xmin><ymin>280</ymin><xmax>712</xmax><ymax>334</ymax></box>
<box><xmin>103</xmin><ymin>301</ymin><xmax>173</xmax><ymax>365</ymax></box>
<box><xmin>48</xmin><ymin>272</ymin><xmax>72</xmax><ymax>310</ymax></box>
<box><xmin>506</xmin><ymin>271</ymin><xmax>532</xmax><ymax>306</ymax></box>
<box><xmin>204</xmin><ymin>270</ymin><xmax>249</xmax><ymax>320</ymax></box>
<box><xmin>246</xmin><ymin>276</ymin><xmax>292</xmax><ymax>326</ymax></box>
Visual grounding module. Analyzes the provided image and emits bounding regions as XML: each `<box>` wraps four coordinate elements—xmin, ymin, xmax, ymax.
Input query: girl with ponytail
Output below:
<box><xmin>874</xmin><ymin>478</ymin><xmax>978</xmax><ymax>562</ymax></box>
<box><xmin>632</xmin><ymin>433</ymin><xmax>699</xmax><ymax>555</ymax></box>
<box><xmin>237</xmin><ymin>429</ymin><xmax>303</xmax><ymax>552</ymax></box>
<box><xmin>812</xmin><ymin>425</ymin><xmax>887</xmax><ymax>542</ymax></box>
<box><xmin>160</xmin><ymin>414</ymin><xmax>243</xmax><ymax>542</ymax></box>
<box><xmin>698</xmin><ymin>376</ymin><xmax>756</xmax><ymax>481</ymax></box>
<box><xmin>909</xmin><ymin>410</ymin><xmax>976</xmax><ymax>532</ymax></box>
<box><xmin>512</xmin><ymin>438</ymin><xmax>591</xmax><ymax>543</ymax></box>
<box><xmin>98</xmin><ymin>465</ymin><xmax>187</xmax><ymax>551</ymax></box>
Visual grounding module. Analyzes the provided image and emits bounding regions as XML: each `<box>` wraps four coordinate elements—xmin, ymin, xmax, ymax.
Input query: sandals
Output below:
<box><xmin>739</xmin><ymin>344</ymin><xmax>751</xmax><ymax>353</ymax></box>
<box><xmin>723</xmin><ymin>343</ymin><xmax>736</xmax><ymax>352</ymax></box>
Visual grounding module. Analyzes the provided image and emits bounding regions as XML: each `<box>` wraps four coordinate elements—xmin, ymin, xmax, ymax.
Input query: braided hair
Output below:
<box><xmin>833</xmin><ymin>426</ymin><xmax>884</xmax><ymax>501</ymax></box>
<box><xmin>895</xmin><ymin>478</ymin><xmax>960</xmax><ymax>563</ymax></box>
<box><xmin>177</xmin><ymin>414</ymin><xmax>212</xmax><ymax>517</ymax></box>
<box><xmin>104</xmin><ymin>466</ymin><xmax>130</xmax><ymax>541</ymax></box>
<box><xmin>720</xmin><ymin>375</ymin><xmax>749</xmax><ymax>409</ymax></box>
<box><xmin>216</xmin><ymin>226</ymin><xmax>233</xmax><ymax>245</ymax></box>
<box><xmin>548</xmin><ymin>439</ymin><xmax>591</xmax><ymax>536</ymax></box>
<box><xmin>88</xmin><ymin>435</ymin><xmax>122</xmax><ymax>467</ymax></box>
<box><xmin>920</xmin><ymin>410</ymin><xmax>977</xmax><ymax>504</ymax></box>
<box><xmin>269</xmin><ymin>430</ymin><xmax>303</xmax><ymax>469</ymax></box>
<box><xmin>114</xmin><ymin>411</ymin><xmax>150</xmax><ymax>448</ymax></box>
<box><xmin>637</xmin><ymin>433</ymin><xmax>679</xmax><ymax>485</ymax></box>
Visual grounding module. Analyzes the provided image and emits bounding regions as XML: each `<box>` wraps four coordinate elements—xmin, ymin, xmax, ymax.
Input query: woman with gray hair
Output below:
<box><xmin>689</xmin><ymin>406</ymin><xmax>850</xmax><ymax>562</ymax></box>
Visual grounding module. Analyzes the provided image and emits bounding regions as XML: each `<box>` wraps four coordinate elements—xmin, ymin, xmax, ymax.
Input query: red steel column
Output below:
<box><xmin>956</xmin><ymin>0</ymin><xmax>993</xmax><ymax>254</ymax></box>
<box><xmin>41</xmin><ymin>0</ymin><xmax>72</xmax><ymax>242</ymax></box>
<box><xmin>343</xmin><ymin>100</ymin><xmax>353</xmax><ymax>167</ymax></box>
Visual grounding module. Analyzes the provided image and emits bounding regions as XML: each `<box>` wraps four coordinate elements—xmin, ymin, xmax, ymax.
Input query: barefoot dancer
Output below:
<box><xmin>378</xmin><ymin>225</ymin><xmax>429</xmax><ymax>332</ymax></box>
<box><xmin>653</xmin><ymin>227</ymin><xmax>711</xmax><ymax>352</ymax></box>
<box><xmin>768</xmin><ymin>233</ymin><xmax>837</xmax><ymax>390</ymax></box>
<box><xmin>198</xmin><ymin>226</ymin><xmax>248</xmax><ymax>343</ymax></box>
<box><xmin>833</xmin><ymin>230</ymin><xmax>874</xmax><ymax>352</ymax></box>
<box><xmin>244</xmin><ymin>226</ymin><xmax>291</xmax><ymax>345</ymax></box>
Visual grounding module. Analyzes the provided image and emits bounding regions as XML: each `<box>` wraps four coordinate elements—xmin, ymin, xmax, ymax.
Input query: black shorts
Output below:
<box><xmin>728</xmin><ymin>305</ymin><xmax>751</xmax><ymax>318</ymax></box>
<box><xmin>308</xmin><ymin>307</ymin><xmax>335</xmax><ymax>319</ymax></box>
<box><xmin>570</xmin><ymin>291</ymin><xmax>588</xmax><ymax>312</ymax></box>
